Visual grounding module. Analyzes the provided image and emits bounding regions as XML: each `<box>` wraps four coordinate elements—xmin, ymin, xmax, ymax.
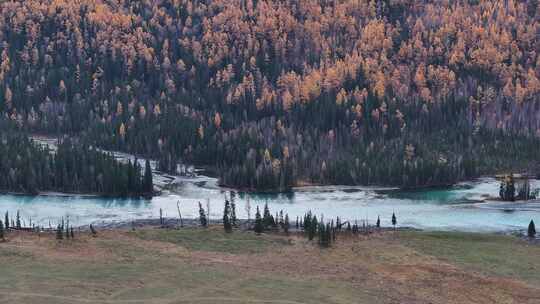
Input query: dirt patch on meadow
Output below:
<box><xmin>0</xmin><ymin>230</ymin><xmax>113</xmax><ymax>261</ymax></box>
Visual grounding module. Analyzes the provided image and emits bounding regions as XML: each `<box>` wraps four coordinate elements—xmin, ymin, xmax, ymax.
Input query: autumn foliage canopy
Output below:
<box><xmin>1</xmin><ymin>0</ymin><xmax>539</xmax><ymax>190</ymax></box>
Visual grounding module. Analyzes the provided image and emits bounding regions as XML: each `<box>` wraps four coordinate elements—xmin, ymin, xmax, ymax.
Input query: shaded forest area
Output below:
<box><xmin>1</xmin><ymin>0</ymin><xmax>540</xmax><ymax>191</ymax></box>
<box><xmin>0</xmin><ymin>121</ymin><xmax>153</xmax><ymax>196</ymax></box>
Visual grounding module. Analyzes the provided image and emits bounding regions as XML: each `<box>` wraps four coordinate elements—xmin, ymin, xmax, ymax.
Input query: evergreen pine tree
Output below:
<box><xmin>263</xmin><ymin>203</ymin><xmax>273</xmax><ymax>228</ymax></box>
<box><xmin>4</xmin><ymin>211</ymin><xmax>8</xmax><ymax>230</ymax></box>
<box><xmin>56</xmin><ymin>224</ymin><xmax>63</xmax><ymax>240</ymax></box>
<box><xmin>303</xmin><ymin>212</ymin><xmax>312</xmax><ymax>236</ymax></box>
<box><xmin>326</xmin><ymin>223</ymin><xmax>332</xmax><ymax>247</ymax></box>
<box><xmin>70</xmin><ymin>227</ymin><xmax>75</xmax><ymax>239</ymax></box>
<box><xmin>499</xmin><ymin>181</ymin><xmax>505</xmax><ymax>200</ymax></box>
<box><xmin>198</xmin><ymin>202</ymin><xmax>207</xmax><ymax>227</ymax></box>
<box><xmin>231</xmin><ymin>201</ymin><xmax>237</xmax><ymax>227</ymax></box>
<box><xmin>376</xmin><ymin>216</ymin><xmax>381</xmax><ymax>228</ymax></box>
<box><xmin>391</xmin><ymin>213</ymin><xmax>397</xmax><ymax>230</ymax></box>
<box><xmin>223</xmin><ymin>200</ymin><xmax>232</xmax><ymax>233</ymax></box>
<box><xmin>0</xmin><ymin>219</ymin><xmax>4</xmax><ymax>241</ymax></box>
<box><xmin>254</xmin><ymin>206</ymin><xmax>263</xmax><ymax>234</ymax></box>
<box><xmin>317</xmin><ymin>222</ymin><xmax>332</xmax><ymax>248</ymax></box>
<box><xmin>66</xmin><ymin>223</ymin><xmax>70</xmax><ymax>239</ymax></box>
<box><xmin>284</xmin><ymin>214</ymin><xmax>290</xmax><ymax>235</ymax></box>
<box><xmin>507</xmin><ymin>176</ymin><xmax>516</xmax><ymax>201</ymax></box>
<box><xmin>318</xmin><ymin>222</ymin><xmax>325</xmax><ymax>247</ymax></box>
<box><xmin>303</xmin><ymin>214</ymin><xmax>309</xmax><ymax>235</ymax></box>
<box><xmin>309</xmin><ymin>215</ymin><xmax>317</xmax><ymax>241</ymax></box>
<box><xmin>16</xmin><ymin>210</ymin><xmax>21</xmax><ymax>229</ymax></box>
<box><xmin>528</xmin><ymin>220</ymin><xmax>536</xmax><ymax>238</ymax></box>
<box><xmin>143</xmin><ymin>159</ymin><xmax>153</xmax><ymax>194</ymax></box>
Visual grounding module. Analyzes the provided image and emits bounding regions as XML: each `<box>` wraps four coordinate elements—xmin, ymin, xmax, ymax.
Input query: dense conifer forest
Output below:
<box><xmin>1</xmin><ymin>0</ymin><xmax>540</xmax><ymax>191</ymax></box>
<box><xmin>0</xmin><ymin>121</ymin><xmax>153</xmax><ymax>196</ymax></box>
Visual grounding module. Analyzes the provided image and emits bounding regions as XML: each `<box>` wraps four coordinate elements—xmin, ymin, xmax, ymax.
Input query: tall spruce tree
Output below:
<box><xmin>309</xmin><ymin>215</ymin><xmax>318</xmax><ymax>241</ymax></box>
<box><xmin>254</xmin><ymin>206</ymin><xmax>263</xmax><ymax>234</ymax></box>
<box><xmin>318</xmin><ymin>222</ymin><xmax>326</xmax><ymax>247</ymax></box>
<box><xmin>16</xmin><ymin>211</ymin><xmax>21</xmax><ymax>229</ymax></box>
<box><xmin>263</xmin><ymin>203</ymin><xmax>273</xmax><ymax>228</ymax></box>
<box><xmin>303</xmin><ymin>212</ymin><xmax>312</xmax><ymax>235</ymax></box>
<box><xmin>223</xmin><ymin>200</ymin><xmax>232</xmax><ymax>233</ymax></box>
<box><xmin>528</xmin><ymin>220</ymin><xmax>536</xmax><ymax>238</ymax></box>
<box><xmin>231</xmin><ymin>201</ymin><xmax>237</xmax><ymax>227</ymax></box>
<box><xmin>65</xmin><ymin>223</ymin><xmax>70</xmax><ymax>239</ymax></box>
<box><xmin>56</xmin><ymin>224</ymin><xmax>63</xmax><ymax>240</ymax></box>
<box><xmin>284</xmin><ymin>214</ymin><xmax>290</xmax><ymax>235</ymax></box>
<box><xmin>0</xmin><ymin>219</ymin><xmax>4</xmax><ymax>241</ymax></box>
<box><xmin>144</xmin><ymin>160</ymin><xmax>153</xmax><ymax>194</ymax></box>
<box><xmin>376</xmin><ymin>216</ymin><xmax>381</xmax><ymax>228</ymax></box>
<box><xmin>326</xmin><ymin>223</ymin><xmax>332</xmax><ymax>247</ymax></box>
<box><xmin>391</xmin><ymin>212</ymin><xmax>397</xmax><ymax>229</ymax></box>
<box><xmin>4</xmin><ymin>211</ymin><xmax>8</xmax><ymax>230</ymax></box>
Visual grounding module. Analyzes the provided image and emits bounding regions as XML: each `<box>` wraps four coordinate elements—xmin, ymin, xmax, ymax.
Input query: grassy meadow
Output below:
<box><xmin>0</xmin><ymin>227</ymin><xmax>538</xmax><ymax>304</ymax></box>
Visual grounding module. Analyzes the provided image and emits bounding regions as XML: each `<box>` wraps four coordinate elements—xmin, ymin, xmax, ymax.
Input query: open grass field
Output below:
<box><xmin>399</xmin><ymin>231</ymin><xmax>540</xmax><ymax>286</ymax></box>
<box><xmin>0</xmin><ymin>227</ymin><xmax>538</xmax><ymax>304</ymax></box>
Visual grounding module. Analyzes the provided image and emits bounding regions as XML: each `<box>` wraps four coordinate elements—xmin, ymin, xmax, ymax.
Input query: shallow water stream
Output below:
<box><xmin>1</xmin><ymin>175</ymin><xmax>538</xmax><ymax>232</ymax></box>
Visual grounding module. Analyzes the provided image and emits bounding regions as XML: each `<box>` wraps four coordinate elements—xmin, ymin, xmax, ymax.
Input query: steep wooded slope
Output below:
<box><xmin>1</xmin><ymin>0</ymin><xmax>539</xmax><ymax>190</ymax></box>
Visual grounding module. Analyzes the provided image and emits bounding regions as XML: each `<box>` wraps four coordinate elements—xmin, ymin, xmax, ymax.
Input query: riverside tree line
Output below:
<box><xmin>0</xmin><ymin>211</ymin><xmax>87</xmax><ymax>241</ymax></box>
<box><xmin>0</xmin><ymin>202</ymin><xmax>536</xmax><ymax>244</ymax></box>
<box><xmin>0</xmin><ymin>121</ymin><xmax>153</xmax><ymax>197</ymax></box>
<box><xmin>199</xmin><ymin>199</ymin><xmax>402</xmax><ymax>248</ymax></box>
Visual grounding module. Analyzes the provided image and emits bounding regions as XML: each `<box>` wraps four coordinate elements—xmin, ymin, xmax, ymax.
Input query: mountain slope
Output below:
<box><xmin>1</xmin><ymin>0</ymin><xmax>539</xmax><ymax>190</ymax></box>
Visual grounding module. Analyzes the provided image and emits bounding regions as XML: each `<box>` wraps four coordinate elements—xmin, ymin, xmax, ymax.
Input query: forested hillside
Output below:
<box><xmin>1</xmin><ymin>0</ymin><xmax>540</xmax><ymax>191</ymax></box>
<box><xmin>0</xmin><ymin>121</ymin><xmax>153</xmax><ymax>196</ymax></box>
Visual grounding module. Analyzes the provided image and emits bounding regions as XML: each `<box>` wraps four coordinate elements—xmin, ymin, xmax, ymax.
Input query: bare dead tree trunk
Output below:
<box><xmin>177</xmin><ymin>201</ymin><xmax>183</xmax><ymax>228</ymax></box>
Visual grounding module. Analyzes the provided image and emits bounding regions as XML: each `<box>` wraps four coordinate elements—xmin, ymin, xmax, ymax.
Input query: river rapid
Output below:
<box><xmin>0</xmin><ymin>173</ymin><xmax>538</xmax><ymax>232</ymax></box>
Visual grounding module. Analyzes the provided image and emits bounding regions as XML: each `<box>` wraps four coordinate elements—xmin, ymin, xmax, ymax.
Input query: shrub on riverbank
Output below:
<box><xmin>198</xmin><ymin>202</ymin><xmax>208</xmax><ymax>227</ymax></box>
